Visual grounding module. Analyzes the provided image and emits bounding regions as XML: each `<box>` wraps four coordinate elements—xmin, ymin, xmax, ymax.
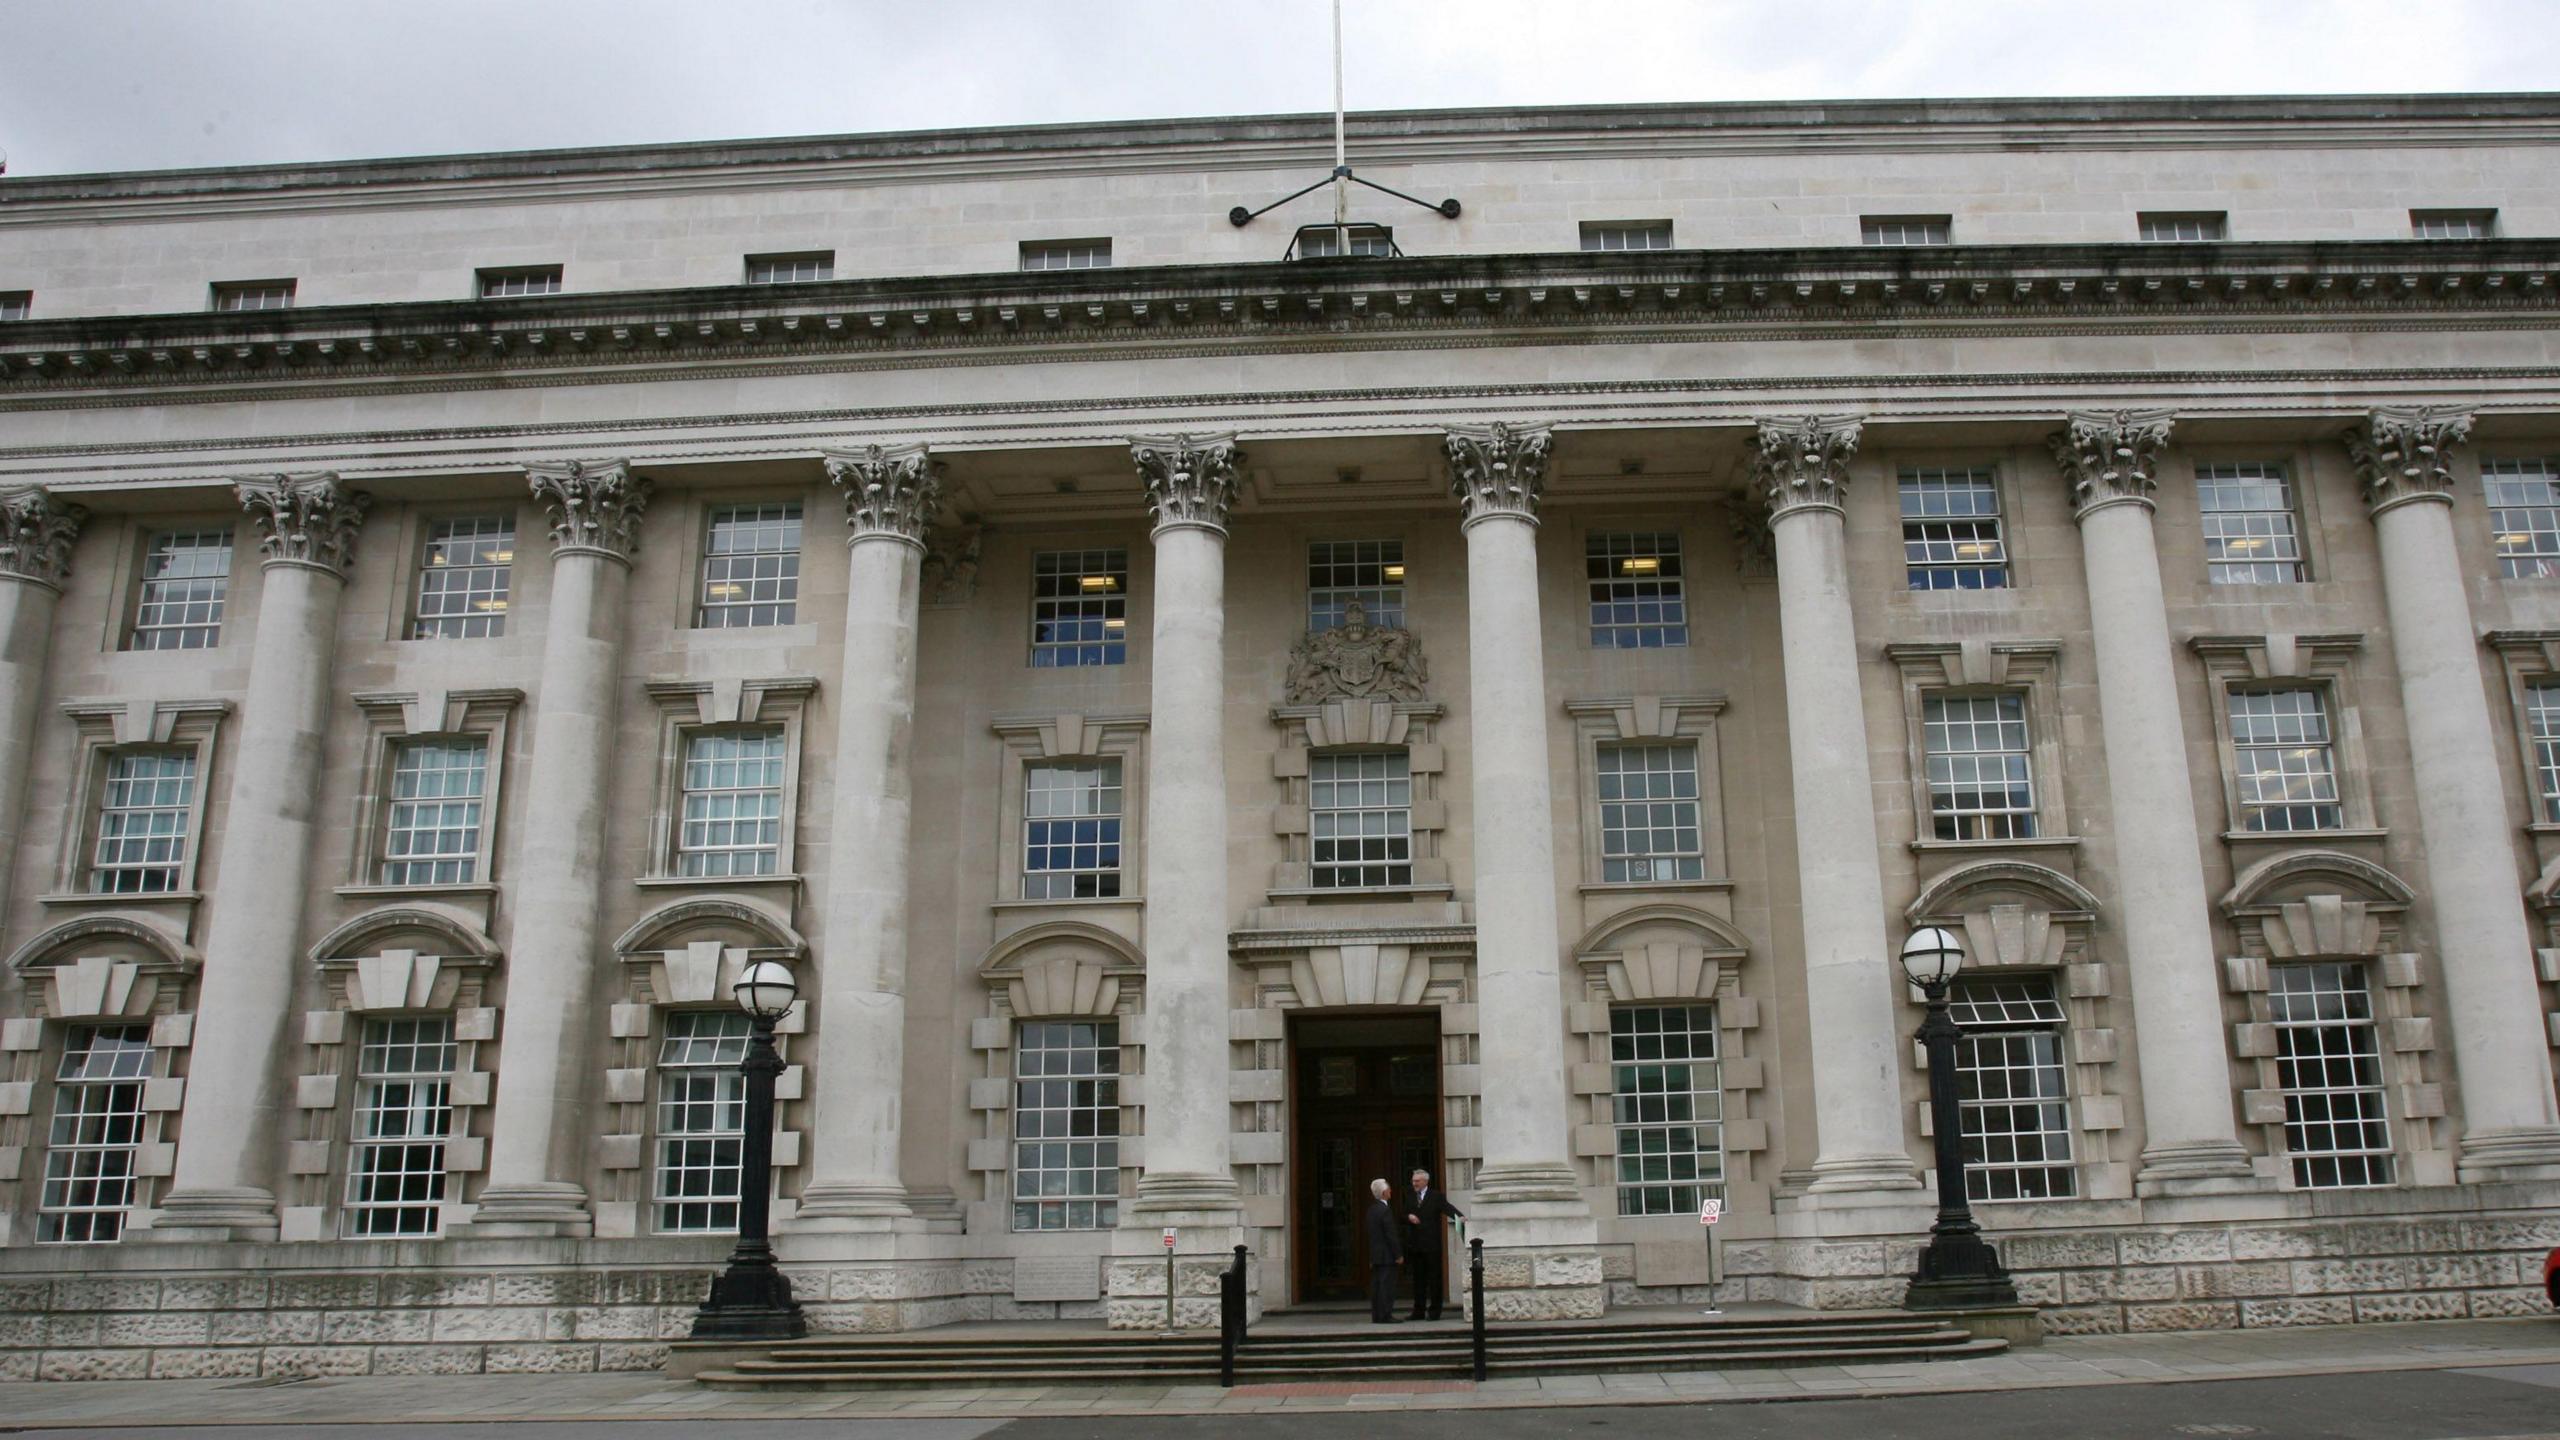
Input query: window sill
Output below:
<box><xmin>37</xmin><ymin>890</ymin><xmax>201</xmax><ymax>910</ymax></box>
<box><xmin>990</xmin><ymin>896</ymin><xmax>1143</xmax><ymax>910</ymax></box>
<box><xmin>634</xmin><ymin>872</ymin><xmax>803</xmax><ymax>891</ymax></box>
<box><xmin>1264</xmin><ymin>884</ymin><xmax>1456</xmax><ymax>902</ymax></box>
<box><xmin>2220</xmin><ymin>827</ymin><xmax>2386</xmax><ymax>845</ymax></box>
<box><xmin>2527</xmin><ymin>822</ymin><xmax>2560</xmax><ymax>836</ymax></box>
<box><xmin>334</xmin><ymin>881</ymin><xmax>501</xmax><ymax>901</ymax></box>
<box><xmin>1576</xmin><ymin>878</ymin><xmax>1736</xmax><ymax>896</ymax></box>
<box><xmin>1909</xmin><ymin>836</ymin><xmax>2081</xmax><ymax>853</ymax></box>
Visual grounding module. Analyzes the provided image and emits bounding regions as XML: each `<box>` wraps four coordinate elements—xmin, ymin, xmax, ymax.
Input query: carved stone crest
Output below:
<box><xmin>1284</xmin><ymin>601</ymin><xmax>1429</xmax><ymax>703</ymax></box>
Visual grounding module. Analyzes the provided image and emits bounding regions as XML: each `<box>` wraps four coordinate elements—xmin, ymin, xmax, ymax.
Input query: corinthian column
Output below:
<box><xmin>794</xmin><ymin>444</ymin><xmax>939</xmax><ymax>1224</ymax></box>
<box><xmin>152</xmin><ymin>475</ymin><xmax>368</xmax><ymax>1241</ymax></box>
<box><xmin>1444</xmin><ymin>423</ymin><xmax>1591</xmax><ymax>1224</ymax></box>
<box><xmin>1124</xmin><ymin>433</ymin><xmax>1244</xmax><ymax>1224</ymax></box>
<box><xmin>1753</xmin><ymin>417</ymin><xmax>1920</xmax><ymax>1194</ymax></box>
<box><xmin>2052</xmin><ymin>411</ymin><xmax>2256</xmax><ymax>1193</ymax></box>
<box><xmin>0</xmin><ymin>488</ymin><xmax>84</xmax><ymax>920</ymax></box>
<box><xmin>2347</xmin><ymin>408</ymin><xmax>2560</xmax><ymax>1179</ymax></box>
<box><xmin>469</xmin><ymin>460</ymin><xmax>650</xmax><ymax>1234</ymax></box>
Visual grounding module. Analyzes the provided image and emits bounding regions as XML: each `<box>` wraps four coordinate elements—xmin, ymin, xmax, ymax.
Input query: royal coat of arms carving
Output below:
<box><xmin>1283</xmin><ymin>601</ymin><xmax>1429</xmax><ymax>703</ymax></box>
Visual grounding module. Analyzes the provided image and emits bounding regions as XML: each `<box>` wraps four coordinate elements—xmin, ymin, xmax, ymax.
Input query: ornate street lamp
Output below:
<box><xmin>1898</xmin><ymin>927</ymin><xmax>2022</xmax><ymax>1310</ymax></box>
<box><xmin>690</xmin><ymin>960</ymin><xmax>809</xmax><ymax>1341</ymax></box>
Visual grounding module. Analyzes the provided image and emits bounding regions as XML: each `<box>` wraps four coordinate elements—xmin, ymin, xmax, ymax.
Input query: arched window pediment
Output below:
<box><xmin>1573</xmin><ymin>903</ymin><xmax>1749</xmax><ymax>1002</ymax></box>
<box><xmin>980</xmin><ymin>920</ymin><xmax>1143</xmax><ymax>1018</ymax></box>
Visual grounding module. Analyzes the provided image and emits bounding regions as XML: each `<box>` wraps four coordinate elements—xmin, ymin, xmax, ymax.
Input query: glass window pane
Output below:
<box><xmin>1030</xmin><ymin>549</ymin><xmax>1129</xmax><ymax>667</ymax></box>
<box><xmin>1012</xmin><ymin>1020</ymin><xmax>1121</xmax><ymax>1231</ymax></box>
<box><xmin>130</xmin><ymin>530</ymin><xmax>234</xmax><ymax>650</ymax></box>
<box><xmin>1900</xmin><ymin>469</ymin><xmax>2009</xmax><ymax>590</ymax></box>
<box><xmin>1586</xmin><ymin>533</ymin><xmax>1688</xmax><ymax>648</ymax></box>
<box><xmin>696</xmin><ymin>504</ymin><xmax>802</xmax><ymax>628</ymax></box>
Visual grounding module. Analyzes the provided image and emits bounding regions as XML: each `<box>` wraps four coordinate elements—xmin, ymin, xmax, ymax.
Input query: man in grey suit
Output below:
<box><xmin>1364</xmin><ymin>1178</ymin><xmax>1404</xmax><ymax>1323</ymax></box>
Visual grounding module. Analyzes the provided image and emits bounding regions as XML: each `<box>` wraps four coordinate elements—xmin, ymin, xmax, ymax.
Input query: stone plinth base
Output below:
<box><xmin>1467</xmin><ymin>1199</ymin><xmax>1603</xmax><ymax>1321</ymax></box>
<box><xmin>1102</xmin><ymin>1218</ymin><xmax>1259</xmax><ymax>1330</ymax></box>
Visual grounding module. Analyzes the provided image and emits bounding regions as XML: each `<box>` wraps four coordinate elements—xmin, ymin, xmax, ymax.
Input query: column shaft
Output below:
<box><xmin>155</xmin><ymin>475</ymin><xmax>365</xmax><ymax>1239</ymax></box>
<box><xmin>2077</xmin><ymin>501</ymin><xmax>2256</xmax><ymax>1186</ymax></box>
<box><xmin>1769</xmin><ymin>505</ymin><xmax>1920</xmax><ymax>1191</ymax></box>
<box><xmin>0</xmin><ymin>577</ymin><xmax>62</xmax><ymax>918</ymax></box>
<box><xmin>2373</xmin><ymin>498</ymin><xmax>2560</xmax><ymax>1173</ymax></box>
<box><xmin>797</xmin><ymin>532</ymin><xmax>924</xmax><ymax>1219</ymax></box>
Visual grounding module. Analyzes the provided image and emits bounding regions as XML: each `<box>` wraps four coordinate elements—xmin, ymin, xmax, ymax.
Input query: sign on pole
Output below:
<box><xmin>1698</xmin><ymin>1197</ymin><xmax>1723</xmax><ymax>1226</ymax></box>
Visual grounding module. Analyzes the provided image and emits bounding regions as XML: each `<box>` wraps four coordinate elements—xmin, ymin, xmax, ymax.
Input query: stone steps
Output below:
<box><xmin>689</xmin><ymin>1311</ymin><xmax>2004</xmax><ymax>1389</ymax></box>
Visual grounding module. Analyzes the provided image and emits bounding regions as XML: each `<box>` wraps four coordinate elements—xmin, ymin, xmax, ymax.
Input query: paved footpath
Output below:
<box><xmin>0</xmin><ymin>1316</ymin><xmax>2556</xmax><ymax>1432</ymax></box>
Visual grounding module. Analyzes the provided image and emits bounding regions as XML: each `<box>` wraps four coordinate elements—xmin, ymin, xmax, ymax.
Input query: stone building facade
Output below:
<box><xmin>0</xmin><ymin>94</ymin><xmax>2557</xmax><ymax>1378</ymax></box>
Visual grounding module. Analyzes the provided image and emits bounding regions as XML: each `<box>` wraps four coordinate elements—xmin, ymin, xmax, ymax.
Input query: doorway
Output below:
<box><xmin>1289</xmin><ymin>1010</ymin><xmax>1442</xmax><ymax>1304</ymax></box>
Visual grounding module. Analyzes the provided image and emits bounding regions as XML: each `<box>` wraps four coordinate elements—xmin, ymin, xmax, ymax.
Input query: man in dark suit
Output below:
<box><xmin>1402</xmin><ymin>1167</ymin><xmax>1465</xmax><ymax>1320</ymax></box>
<box><xmin>1364</xmin><ymin>1178</ymin><xmax>1404</xmax><ymax>1323</ymax></box>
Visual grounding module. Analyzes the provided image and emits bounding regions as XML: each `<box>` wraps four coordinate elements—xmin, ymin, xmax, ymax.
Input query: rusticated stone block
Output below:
<box><xmin>212</xmin><ymin>1310</ymin><xmax>320</xmax><ymax>1345</ymax></box>
<box><xmin>2125</xmin><ymin>1301</ymin><xmax>2238</xmax><ymax>1331</ymax></box>
<box><xmin>1482</xmin><ymin>1284</ymin><xmax>1604</xmax><ymax>1320</ymax></box>
<box><xmin>161</xmin><ymin>1277</ymin><xmax>268</xmax><ymax>1311</ymax></box>
<box><xmin>2176</xmin><ymin>1262</ymin><xmax>2290</xmax><ymax>1299</ymax></box>
<box><xmin>0</xmin><ymin>1280</ymin><xmax>53</xmax><ymax>1311</ymax></box>
<box><xmin>2240</xmin><ymin>1297</ymin><xmax>2354</xmax><ymax>1327</ymax></box>
<box><xmin>1807</xmin><ymin>1277</ymin><xmax>1909</xmax><ymax>1309</ymax></box>
<box><xmin>566</xmin><ymin>1306</ymin><xmax>659</xmax><ymax>1340</ymax></box>
<box><xmin>2354</xmin><ymin>1291</ymin><xmax>2469</xmax><ymax>1323</ymax></box>
<box><xmin>2040</xmin><ymin>1305</ymin><xmax>2125</xmax><ymax>1336</ymax></box>
<box><xmin>2462</xmin><ymin>1218</ymin><xmax>2560</xmax><ymax>1251</ymax></box>
<box><xmin>270</xmin><ymin>1275</ymin><xmax>378</xmax><ymax>1310</ymax></box>
<box><xmin>0</xmin><ymin>1314</ymin><xmax>41</xmax><ymax>1346</ymax></box>
<box><xmin>149</xmin><ymin>1347</ymin><xmax>261</xmax><ymax>1380</ymax></box>
<box><xmin>596</xmin><ymin>1343</ymin><xmax>672</xmax><ymax>1372</ymax></box>
<box><xmin>960</xmin><ymin>1261</ymin><xmax>1013</xmax><ymax>1292</ymax></box>
<box><xmin>2231</xmin><ymin>1226</ymin><xmax>2346</xmax><ymax>1261</ymax></box>
<box><xmin>381</xmin><ymin>1273</ymin><xmax>494</xmax><ymax>1308</ymax></box>
<box><xmin>50</xmin><ymin>1277</ymin><xmax>160</xmax><ymax>1312</ymax></box>
<box><xmin>262</xmin><ymin>1347</ymin><xmax>373</xmax><ymax>1378</ymax></box>
<box><xmin>2292</xmin><ymin>1258</ymin><xmax>2410</xmax><ymax>1295</ymax></box>
<box><xmin>2117</xmin><ymin>1230</ymin><xmax>2232</xmax><ymax>1266</ymax></box>
<box><xmin>2342</xmin><ymin>1220</ymin><xmax>2464</xmax><ymax>1256</ymax></box>
<box><xmin>804</xmin><ymin>1302</ymin><xmax>899</xmax><ymax>1334</ymax></box>
<box><xmin>1534</xmin><ymin>1252</ymin><xmax>1603</xmax><ymax>1288</ymax></box>
<box><xmin>321</xmin><ymin>1309</ymin><xmax>434</xmax><ymax>1344</ymax></box>
<box><xmin>1720</xmin><ymin>1242</ymin><xmax>1774</xmax><ymax>1275</ymax></box>
<box><xmin>1998</xmin><ymin>1233</ymin><xmax>2117</xmax><ymax>1270</ymax></box>
<box><xmin>2408</xmin><ymin>1255</ymin><xmax>2519</xmax><ymax>1289</ymax></box>
<box><xmin>428</xmin><ymin>1307</ymin><xmax>558</xmax><ymax>1343</ymax></box>
<box><xmin>2467</xmin><ymin>1286</ymin><xmax>2551</xmax><ymax>1318</ymax></box>
<box><xmin>2012</xmin><ymin>1271</ymin><xmax>2063</xmax><ymax>1306</ymax></box>
<box><xmin>2064</xmin><ymin>1268</ymin><xmax>2175</xmax><ymax>1303</ymax></box>
<box><xmin>1600</xmin><ymin>1250</ymin><xmax>1635</xmax><ymax>1281</ymax></box>
<box><xmin>485</xmin><ymin>1344</ymin><xmax>598</xmax><ymax>1374</ymax></box>
<box><xmin>1480</xmin><ymin>1253</ymin><xmax>1534</xmax><ymax>1288</ymax></box>
<box><xmin>0</xmin><ymin>1352</ymin><xmax>37</xmax><ymax>1383</ymax></box>
<box><xmin>100</xmin><ymin>1312</ymin><xmax>211</xmax><ymax>1346</ymax></box>
<box><xmin>492</xmin><ymin>1273</ymin><xmax>596</xmax><ymax>1307</ymax></box>
<box><xmin>39</xmin><ymin>1349</ymin><xmax>152</xmax><ymax>1381</ymax></box>
<box><xmin>371</xmin><ymin>1345</ymin><xmax>485</xmax><ymax>1375</ymax></box>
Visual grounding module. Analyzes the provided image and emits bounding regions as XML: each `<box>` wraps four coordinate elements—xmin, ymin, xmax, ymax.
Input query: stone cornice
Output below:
<box><xmin>2346</xmin><ymin>405</ymin><xmax>2476</xmax><ymax>516</ymax></box>
<box><xmin>822</xmin><ymin>443</ymin><xmax>940</xmax><ymax>547</ymax></box>
<box><xmin>236</xmin><ymin>473</ymin><xmax>369</xmax><ymax>577</ymax></box>
<box><xmin>10</xmin><ymin>242</ymin><xmax>2560</xmax><ymax>395</ymax></box>
<box><xmin>1752</xmin><ymin>414</ymin><xmax>1862</xmax><ymax>520</ymax></box>
<box><xmin>1130</xmin><ymin>432</ymin><xmax>1241</xmax><ymax>535</ymax></box>
<box><xmin>0</xmin><ymin>486</ymin><xmax>87</xmax><ymax>588</ymax></box>
<box><xmin>1445</xmin><ymin>421</ymin><xmax>1553</xmax><ymax>526</ymax></box>
<box><xmin>2053</xmin><ymin>408</ymin><xmax>2177</xmax><ymax>519</ymax></box>
<box><xmin>527</xmin><ymin>458</ymin><xmax>650</xmax><ymax>559</ymax></box>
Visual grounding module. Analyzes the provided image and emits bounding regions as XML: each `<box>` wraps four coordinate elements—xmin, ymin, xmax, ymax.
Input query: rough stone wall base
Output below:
<box><xmin>1103</xmin><ymin>1250</ymin><xmax>1262</xmax><ymax>1330</ymax></box>
<box><xmin>1476</xmin><ymin>1245</ymin><xmax>1605</xmax><ymax>1320</ymax></box>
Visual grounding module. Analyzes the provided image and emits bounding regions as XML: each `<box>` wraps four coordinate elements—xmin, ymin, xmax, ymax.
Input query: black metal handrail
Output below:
<box><xmin>1218</xmin><ymin>1243</ymin><xmax>1249</xmax><ymax>1386</ymax></box>
<box><xmin>1468</xmin><ymin>1237</ymin><xmax>1487</xmax><ymax>1382</ymax></box>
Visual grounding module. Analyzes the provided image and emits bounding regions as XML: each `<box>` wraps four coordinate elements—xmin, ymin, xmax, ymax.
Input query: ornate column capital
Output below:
<box><xmin>1130</xmin><ymin>433</ymin><xmax>1241</xmax><ymax>536</ymax></box>
<box><xmin>235</xmin><ymin>473</ymin><xmax>370</xmax><ymax>578</ymax></box>
<box><xmin>823</xmin><ymin>444</ymin><xmax>941</xmax><ymax>548</ymax></box>
<box><xmin>528</xmin><ymin>459</ymin><xmax>652</xmax><ymax>560</ymax></box>
<box><xmin>2052</xmin><ymin>409</ymin><xmax>2176</xmax><ymax>520</ymax></box>
<box><xmin>2347</xmin><ymin>406</ymin><xmax>2475</xmax><ymax>517</ymax></box>
<box><xmin>1444</xmin><ymin>422</ymin><xmax>1554</xmax><ymax>527</ymax></box>
<box><xmin>0</xmin><ymin>486</ymin><xmax>87</xmax><ymax>590</ymax></box>
<box><xmin>1752</xmin><ymin>415</ymin><xmax>1863</xmax><ymax>520</ymax></box>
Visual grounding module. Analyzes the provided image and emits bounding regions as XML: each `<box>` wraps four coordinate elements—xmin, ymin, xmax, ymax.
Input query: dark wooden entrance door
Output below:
<box><xmin>1291</xmin><ymin>1012</ymin><xmax>1442</xmax><ymax>1304</ymax></box>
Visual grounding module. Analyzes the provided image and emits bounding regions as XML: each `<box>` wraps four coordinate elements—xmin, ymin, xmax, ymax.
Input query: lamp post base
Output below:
<box><xmin>1902</xmin><ymin>1228</ymin><xmax>2022</xmax><ymax>1310</ymax></box>
<box><xmin>690</xmin><ymin>1256</ymin><xmax>808</xmax><ymax>1342</ymax></box>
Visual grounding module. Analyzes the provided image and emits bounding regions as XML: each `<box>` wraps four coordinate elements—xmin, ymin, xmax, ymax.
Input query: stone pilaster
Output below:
<box><xmin>0</xmin><ymin>487</ymin><xmax>83</xmax><ymax>924</ymax></box>
<box><xmin>468</xmin><ymin>460</ymin><xmax>651</xmax><ymax>1234</ymax></box>
<box><xmin>151</xmin><ymin>475</ymin><xmax>368</xmax><ymax>1241</ymax></box>
<box><xmin>1752</xmin><ymin>417</ymin><xmax>1923</xmax><ymax>1195</ymax></box>
<box><xmin>795</xmin><ymin>444</ymin><xmax>940</xmax><ymax>1225</ymax></box>
<box><xmin>1440</xmin><ymin>421</ymin><xmax>1598</xmax><ymax>1317</ymax></box>
<box><xmin>2053</xmin><ymin>410</ymin><xmax>2258</xmax><ymax>1193</ymax></box>
<box><xmin>2347</xmin><ymin>408</ymin><xmax>2560</xmax><ymax>1179</ymax></box>
<box><xmin>1105</xmin><ymin>434</ymin><xmax>1245</xmax><ymax>1327</ymax></box>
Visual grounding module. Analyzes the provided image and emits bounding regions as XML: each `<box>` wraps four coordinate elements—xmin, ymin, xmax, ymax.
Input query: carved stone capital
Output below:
<box><xmin>2347</xmin><ymin>406</ymin><xmax>2475</xmax><ymax>517</ymax></box>
<box><xmin>235</xmin><ymin>473</ymin><xmax>370</xmax><ymax>577</ymax></box>
<box><xmin>1444</xmin><ymin>422</ymin><xmax>1553</xmax><ymax>527</ymax></box>
<box><xmin>1752</xmin><ymin>415</ymin><xmax>1863</xmax><ymax>520</ymax></box>
<box><xmin>822</xmin><ymin>443</ymin><xmax>941</xmax><ymax>547</ymax></box>
<box><xmin>1130</xmin><ymin>433</ymin><xmax>1241</xmax><ymax>536</ymax></box>
<box><xmin>0</xmin><ymin>486</ymin><xmax>87</xmax><ymax>590</ymax></box>
<box><xmin>527</xmin><ymin>459</ymin><xmax>651</xmax><ymax>559</ymax></box>
<box><xmin>920</xmin><ymin>523</ymin><xmax>984</xmax><ymax>607</ymax></box>
<box><xmin>2052</xmin><ymin>409</ymin><xmax>2176</xmax><ymax>520</ymax></box>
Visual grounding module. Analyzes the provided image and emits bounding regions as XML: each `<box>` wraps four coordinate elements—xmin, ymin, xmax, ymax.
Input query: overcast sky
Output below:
<box><xmin>2</xmin><ymin>0</ymin><xmax>2555</xmax><ymax>177</ymax></box>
